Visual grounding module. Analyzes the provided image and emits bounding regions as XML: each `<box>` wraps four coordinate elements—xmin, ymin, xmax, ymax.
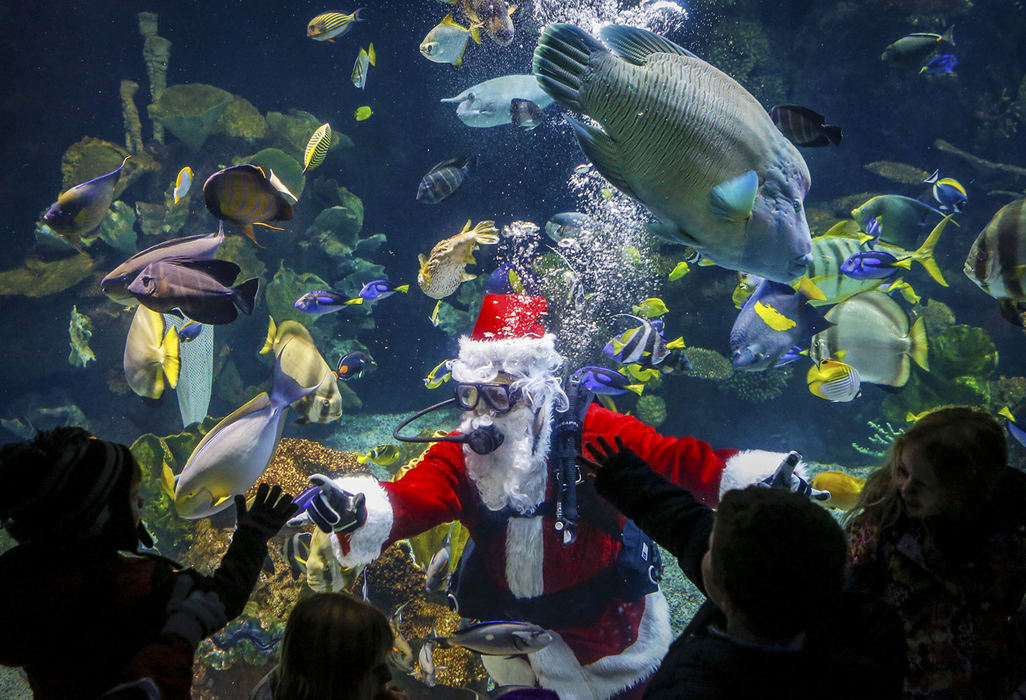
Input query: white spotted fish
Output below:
<box><xmin>533</xmin><ymin>24</ymin><xmax>813</xmax><ymax>283</ymax></box>
<box><xmin>417</xmin><ymin>220</ymin><xmax>500</xmax><ymax>299</ymax></box>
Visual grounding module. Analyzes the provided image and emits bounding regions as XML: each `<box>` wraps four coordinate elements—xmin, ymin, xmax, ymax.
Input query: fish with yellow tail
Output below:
<box><xmin>420</xmin><ymin>14</ymin><xmax>481</xmax><ymax>66</ymax></box>
<box><xmin>202</xmin><ymin>164</ymin><xmax>296</xmax><ymax>244</ymax></box>
<box><xmin>260</xmin><ymin>317</ymin><xmax>343</xmax><ymax>424</ymax></box>
<box><xmin>307</xmin><ymin>10</ymin><xmax>364</xmax><ymax>42</ymax></box>
<box><xmin>303</xmin><ymin>123</ymin><xmax>332</xmax><ymax>173</ymax></box>
<box><xmin>806</xmin><ymin>358</ymin><xmax>861</xmax><ymax>402</ymax></box>
<box><xmin>173</xmin><ymin>166</ymin><xmax>193</xmax><ymax>203</ymax></box>
<box><xmin>123</xmin><ymin>305</ymin><xmax>180</xmax><ymax>399</ymax></box>
<box><xmin>352</xmin><ymin>43</ymin><xmax>375</xmax><ymax>89</ymax></box>
<box><xmin>811</xmin><ymin>470</ymin><xmax>865</xmax><ymax>511</ymax></box>
<box><xmin>417</xmin><ymin>220</ymin><xmax>500</xmax><ymax>299</ymax></box>
<box><xmin>44</xmin><ymin>156</ymin><xmax>130</xmax><ymax>247</ymax></box>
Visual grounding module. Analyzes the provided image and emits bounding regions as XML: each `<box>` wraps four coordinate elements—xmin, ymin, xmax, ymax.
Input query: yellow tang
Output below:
<box><xmin>632</xmin><ymin>297</ymin><xmax>669</xmax><ymax>318</ymax></box>
<box><xmin>303</xmin><ymin>123</ymin><xmax>332</xmax><ymax>173</ymax></box>
<box><xmin>668</xmin><ymin>261</ymin><xmax>691</xmax><ymax>281</ymax></box>
<box><xmin>811</xmin><ymin>470</ymin><xmax>865</xmax><ymax>511</ymax></box>
<box><xmin>754</xmin><ymin>301</ymin><xmax>796</xmax><ymax>331</ymax></box>
<box><xmin>173</xmin><ymin>166</ymin><xmax>193</xmax><ymax>203</ymax></box>
<box><xmin>354</xmin><ymin>106</ymin><xmax>373</xmax><ymax>121</ymax></box>
<box><xmin>358</xmin><ymin>444</ymin><xmax>400</xmax><ymax>467</ymax></box>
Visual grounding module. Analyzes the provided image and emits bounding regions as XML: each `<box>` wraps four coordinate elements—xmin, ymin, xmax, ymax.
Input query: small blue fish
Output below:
<box><xmin>775</xmin><ymin>345</ymin><xmax>806</xmax><ymax>368</ymax></box>
<box><xmin>862</xmin><ymin>216</ymin><xmax>882</xmax><ymax>247</ymax></box>
<box><xmin>358</xmin><ymin>279</ymin><xmax>409</xmax><ymax>301</ymax></box>
<box><xmin>840</xmin><ymin>251</ymin><xmax>908</xmax><ymax>280</ymax></box>
<box><xmin>923</xmin><ymin>170</ymin><xmax>968</xmax><ymax>213</ymax></box>
<box><xmin>920</xmin><ymin>54</ymin><xmax>958</xmax><ymax>75</ymax></box>
<box><xmin>177</xmin><ymin>320</ymin><xmax>203</xmax><ymax>343</ymax></box>
<box><xmin>335</xmin><ymin>351</ymin><xmax>375</xmax><ymax>380</ymax></box>
<box><xmin>570</xmin><ymin>366</ymin><xmax>643</xmax><ymax>396</ymax></box>
<box><xmin>294</xmin><ymin>290</ymin><xmax>363</xmax><ymax>316</ymax></box>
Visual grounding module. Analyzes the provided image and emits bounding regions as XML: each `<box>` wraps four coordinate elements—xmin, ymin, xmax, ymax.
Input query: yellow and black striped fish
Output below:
<box><xmin>303</xmin><ymin>123</ymin><xmax>332</xmax><ymax>173</ymax></box>
<box><xmin>351</xmin><ymin>43</ymin><xmax>375</xmax><ymax>89</ymax></box>
<box><xmin>307</xmin><ymin>10</ymin><xmax>364</xmax><ymax>42</ymax></box>
<box><xmin>964</xmin><ymin>198</ymin><xmax>1026</xmax><ymax>325</ymax></box>
<box><xmin>202</xmin><ymin>165</ymin><xmax>296</xmax><ymax>244</ymax></box>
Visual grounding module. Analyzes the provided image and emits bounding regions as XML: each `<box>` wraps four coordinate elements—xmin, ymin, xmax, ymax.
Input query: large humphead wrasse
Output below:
<box><xmin>533</xmin><ymin>24</ymin><xmax>814</xmax><ymax>283</ymax></box>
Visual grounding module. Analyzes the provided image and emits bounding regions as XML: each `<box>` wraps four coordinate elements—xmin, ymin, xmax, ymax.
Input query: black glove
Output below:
<box><xmin>578</xmin><ymin>435</ymin><xmax>651</xmax><ymax>478</ymax></box>
<box><xmin>758</xmin><ymin>451</ymin><xmax>831</xmax><ymax>502</ymax></box>
<box><xmin>289</xmin><ymin>473</ymin><xmax>367</xmax><ymax>534</ymax></box>
<box><xmin>235</xmin><ymin>483</ymin><xmax>299</xmax><ymax>540</ymax></box>
<box><xmin>160</xmin><ymin>575</ymin><xmax>227</xmax><ymax>648</ymax></box>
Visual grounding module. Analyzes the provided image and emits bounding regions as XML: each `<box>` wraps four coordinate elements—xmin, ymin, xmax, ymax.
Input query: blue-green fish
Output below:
<box><xmin>44</xmin><ymin>156</ymin><xmax>130</xmax><ymax>246</ymax></box>
<box><xmin>533</xmin><ymin>24</ymin><xmax>813</xmax><ymax>283</ymax></box>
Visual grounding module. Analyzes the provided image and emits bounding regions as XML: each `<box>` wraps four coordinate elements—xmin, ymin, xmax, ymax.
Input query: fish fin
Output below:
<box><xmin>999</xmin><ymin>406</ymin><xmax>1016</xmax><ymax>421</ymax></box>
<box><xmin>893</xmin><ymin>257</ymin><xmax>913</xmax><ymax>270</ymax></box>
<box><xmin>709</xmin><ymin>170</ymin><xmax>758</xmax><ymax>222</ymax></box>
<box><xmin>907</xmin><ymin>316</ymin><xmax>929</xmax><ymax>371</ymax></box>
<box><xmin>232</xmin><ymin>278</ymin><xmax>260</xmax><ymax>316</ymax></box>
<box><xmin>161</xmin><ymin>327</ymin><xmax>181</xmax><ymax>390</ymax></box>
<box><xmin>666</xmin><ymin>336</ymin><xmax>686</xmax><ymax>349</ymax></box>
<box><xmin>253</xmin><ymin>222</ymin><xmax>285</xmax><ymax>231</ymax></box>
<box><xmin>213</xmin><ymin>495</ymin><xmax>233</xmax><ymax>508</ymax></box>
<box><xmin>453</xmin><ymin>53</ymin><xmax>463</xmax><ymax>67</ymax></box>
<box><xmin>461</xmin><ymin>272</ymin><xmax>477</xmax><ymax>282</ymax></box>
<box><xmin>441</xmin><ymin>13</ymin><xmax>460</xmax><ymax>27</ymax></box>
<box><xmin>170</xmin><ymin>258</ymin><xmax>242</xmax><ymax>287</ymax></box>
<box><xmin>796</xmin><ymin>276</ymin><xmax>826</xmax><ymax>301</ymax></box>
<box><xmin>508</xmin><ymin>4</ymin><xmax>517</xmax><ymax>15</ymax></box>
<box><xmin>923</xmin><ymin>169</ymin><xmax>939</xmax><ymax>184</ymax></box>
<box><xmin>345</xmin><ymin>297</ymin><xmax>365</xmax><ymax>305</ymax></box>
<box><xmin>242</xmin><ymin>224</ymin><xmax>258</xmax><ymax>245</ymax></box>
<box><xmin>396</xmin><ymin>284</ymin><xmax>410</xmax><ymax>293</ymax></box>
<box><xmin>627</xmin><ymin>383</ymin><xmax>644</xmax><ymax>396</ymax></box>
<box><xmin>418</xmin><ymin>253</ymin><xmax>428</xmax><ymax>267</ymax></box>
<box><xmin>470</xmin><ymin>23</ymin><xmax>482</xmax><ymax>45</ymax></box>
<box><xmin>160</xmin><ymin>462</ymin><xmax>176</xmax><ymax>500</ymax></box>
<box><xmin>598</xmin><ymin>24</ymin><xmax>697</xmax><ymax>65</ymax></box>
<box><xmin>911</xmin><ymin>214</ymin><xmax>952</xmax><ymax>286</ymax></box>
<box><xmin>941</xmin><ymin>25</ymin><xmax>955</xmax><ymax>46</ymax></box>
<box><xmin>533</xmin><ymin>23</ymin><xmax>607</xmax><ymax>111</ymax></box>
<box><xmin>367</xmin><ymin>43</ymin><xmax>376</xmax><ymax>66</ymax></box>
<box><xmin>999</xmin><ymin>299</ymin><xmax>1025</xmax><ymax>327</ymax></box>
<box><xmin>833</xmin><ymin>349</ymin><xmax>848</xmax><ymax>361</ymax></box>
<box><xmin>271</xmin><ymin>347</ymin><xmax>320</xmax><ymax>407</ymax></box>
<box><xmin>564</xmin><ymin>115</ymin><xmax>637</xmax><ymax>200</ymax></box>
<box><xmin>260</xmin><ymin>317</ymin><xmax>277</xmax><ymax>355</ymax></box>
<box><xmin>823</xmin><ymin>124</ymin><xmax>842</xmax><ymax>145</ymax></box>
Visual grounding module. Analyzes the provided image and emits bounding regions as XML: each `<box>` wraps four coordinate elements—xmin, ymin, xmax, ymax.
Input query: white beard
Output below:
<box><xmin>461</xmin><ymin>397</ymin><xmax>554</xmax><ymax>514</ymax></box>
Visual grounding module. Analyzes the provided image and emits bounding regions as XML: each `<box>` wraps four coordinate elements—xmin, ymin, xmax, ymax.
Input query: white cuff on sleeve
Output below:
<box><xmin>328</xmin><ymin>475</ymin><xmax>393</xmax><ymax>568</ymax></box>
<box><xmin>718</xmin><ymin>449</ymin><xmax>808</xmax><ymax>501</ymax></box>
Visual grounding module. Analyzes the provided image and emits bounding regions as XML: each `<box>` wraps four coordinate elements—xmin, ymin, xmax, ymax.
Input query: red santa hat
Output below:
<box><xmin>450</xmin><ymin>294</ymin><xmax>565</xmax><ymax>392</ymax></box>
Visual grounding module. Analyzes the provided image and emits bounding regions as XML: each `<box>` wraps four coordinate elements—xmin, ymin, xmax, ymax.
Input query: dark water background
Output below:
<box><xmin>1</xmin><ymin>0</ymin><xmax>1025</xmax><ymax>466</ymax></box>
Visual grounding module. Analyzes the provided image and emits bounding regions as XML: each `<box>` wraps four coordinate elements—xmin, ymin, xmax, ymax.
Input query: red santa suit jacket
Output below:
<box><xmin>325</xmin><ymin>405</ymin><xmax>800</xmax><ymax>700</ymax></box>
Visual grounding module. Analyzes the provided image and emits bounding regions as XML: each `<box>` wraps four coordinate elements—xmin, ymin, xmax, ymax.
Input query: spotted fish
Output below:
<box><xmin>417</xmin><ymin>220</ymin><xmax>500</xmax><ymax>299</ymax></box>
<box><xmin>533</xmin><ymin>24</ymin><xmax>813</xmax><ymax>283</ymax></box>
<box><xmin>964</xmin><ymin>198</ymin><xmax>1026</xmax><ymax>325</ymax></box>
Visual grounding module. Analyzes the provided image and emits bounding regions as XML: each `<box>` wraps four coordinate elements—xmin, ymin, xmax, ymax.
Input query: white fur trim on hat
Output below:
<box><xmin>451</xmin><ymin>333</ymin><xmax>563</xmax><ymax>383</ymax></box>
<box><xmin>328</xmin><ymin>475</ymin><xmax>392</xmax><ymax>568</ymax></box>
<box><xmin>528</xmin><ymin>590</ymin><xmax>671</xmax><ymax>700</ymax></box>
<box><xmin>718</xmin><ymin>449</ymin><xmax>809</xmax><ymax>501</ymax></box>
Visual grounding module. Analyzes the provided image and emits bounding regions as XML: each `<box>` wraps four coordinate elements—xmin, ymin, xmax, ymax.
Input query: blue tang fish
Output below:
<box><xmin>729</xmin><ymin>279</ymin><xmax>832</xmax><ymax>371</ymax></box>
<box><xmin>44</xmin><ymin>156</ymin><xmax>130</xmax><ymax>246</ymax></box>
<box><xmin>920</xmin><ymin>54</ymin><xmax>958</xmax><ymax>74</ymax></box>
<box><xmin>177</xmin><ymin>320</ymin><xmax>203</xmax><ymax>343</ymax></box>
<box><xmin>570</xmin><ymin>366</ymin><xmax>643</xmax><ymax>396</ymax></box>
<box><xmin>840</xmin><ymin>251</ymin><xmax>908</xmax><ymax>280</ymax></box>
<box><xmin>294</xmin><ymin>290</ymin><xmax>363</xmax><ymax>316</ymax></box>
<box><xmin>358</xmin><ymin>279</ymin><xmax>409</xmax><ymax>301</ymax></box>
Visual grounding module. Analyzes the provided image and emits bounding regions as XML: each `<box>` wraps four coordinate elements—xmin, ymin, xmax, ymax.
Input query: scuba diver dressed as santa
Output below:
<box><xmin>291</xmin><ymin>293</ymin><xmax>821</xmax><ymax>700</ymax></box>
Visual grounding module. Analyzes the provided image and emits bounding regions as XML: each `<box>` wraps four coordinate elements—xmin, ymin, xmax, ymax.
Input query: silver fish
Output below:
<box><xmin>441</xmin><ymin>74</ymin><xmax>554</xmax><ymax>128</ymax></box>
<box><xmin>425</xmin><ymin>524</ymin><xmax>452</xmax><ymax>592</ymax></box>
<box><xmin>437</xmin><ymin>621</ymin><xmax>553</xmax><ymax>655</ymax></box>
<box><xmin>127</xmin><ymin>259</ymin><xmax>258</xmax><ymax>326</ymax></box>
<box><xmin>533</xmin><ymin>24</ymin><xmax>813</xmax><ymax>283</ymax></box>
<box><xmin>810</xmin><ymin>290</ymin><xmax>928</xmax><ymax>387</ymax></box>
<box><xmin>964</xmin><ymin>198</ymin><xmax>1026</xmax><ymax>325</ymax></box>
<box><xmin>101</xmin><ymin>225</ymin><xmax>225</xmax><ymax>304</ymax></box>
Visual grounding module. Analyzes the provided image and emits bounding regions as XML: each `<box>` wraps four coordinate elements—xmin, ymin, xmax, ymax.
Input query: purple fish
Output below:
<box><xmin>920</xmin><ymin>54</ymin><xmax>958</xmax><ymax>75</ymax></box>
<box><xmin>570</xmin><ymin>366</ymin><xmax>642</xmax><ymax>396</ymax></box>
<box><xmin>127</xmin><ymin>259</ymin><xmax>258</xmax><ymax>325</ymax></box>
<box><xmin>294</xmin><ymin>290</ymin><xmax>361</xmax><ymax>316</ymax></box>
<box><xmin>840</xmin><ymin>251</ymin><xmax>905</xmax><ymax>280</ymax></box>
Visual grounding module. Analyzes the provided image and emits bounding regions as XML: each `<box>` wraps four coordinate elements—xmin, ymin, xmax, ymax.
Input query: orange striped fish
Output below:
<box><xmin>202</xmin><ymin>165</ymin><xmax>296</xmax><ymax>244</ymax></box>
<box><xmin>307</xmin><ymin>9</ymin><xmax>364</xmax><ymax>42</ymax></box>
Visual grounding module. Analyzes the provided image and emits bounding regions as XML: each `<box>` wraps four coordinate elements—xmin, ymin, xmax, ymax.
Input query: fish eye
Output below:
<box><xmin>792</xmin><ymin>199</ymin><xmax>801</xmax><ymax>212</ymax></box>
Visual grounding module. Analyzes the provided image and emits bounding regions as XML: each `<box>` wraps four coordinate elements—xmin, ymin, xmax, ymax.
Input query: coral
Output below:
<box><xmin>97</xmin><ymin>201</ymin><xmax>138</xmax><ymax>254</ymax></box>
<box><xmin>219</xmin><ymin>95</ymin><xmax>268</xmax><ymax>142</ymax></box>
<box><xmin>931</xmin><ymin>324</ymin><xmax>998</xmax><ymax>380</ymax></box>
<box><xmin>991</xmin><ymin>375</ymin><xmax>1026</xmax><ymax>413</ymax></box>
<box><xmin>635</xmin><ymin>394</ymin><xmax>667</xmax><ymax>427</ymax></box>
<box><xmin>60</xmin><ymin>136</ymin><xmax>158</xmax><ymax>200</ymax></box>
<box><xmin>722</xmin><ymin>366</ymin><xmax>791</xmax><ymax>402</ymax></box>
<box><xmin>920</xmin><ymin>298</ymin><xmax>956</xmax><ymax>337</ymax></box>
<box><xmin>120</xmin><ymin>80</ymin><xmax>144</xmax><ymax>154</ymax></box>
<box><xmin>141</xmin><ymin>20</ymin><xmax>172</xmax><ymax>144</ymax></box>
<box><xmin>863</xmin><ymin>161</ymin><xmax>931</xmax><ymax>185</ymax></box>
<box><xmin>0</xmin><ymin>253</ymin><xmax>93</xmax><ymax>297</ymax></box>
<box><xmin>148</xmin><ymin>84</ymin><xmax>232</xmax><ymax>151</ymax></box>
<box><xmin>263</xmin><ymin>263</ymin><xmax>332</xmax><ymax>326</ymax></box>
<box><xmin>216</xmin><ymin>235</ymin><xmax>267</xmax><ymax>283</ymax></box>
<box><xmin>852</xmin><ymin>420</ymin><xmax>904</xmax><ymax>460</ymax></box>
<box><xmin>267</xmin><ymin>110</ymin><xmax>353</xmax><ymax>163</ymax></box>
<box><xmin>239</xmin><ymin>148</ymin><xmax>304</xmax><ymax>201</ymax></box>
<box><xmin>683</xmin><ymin>347</ymin><xmax>734</xmax><ymax>381</ymax></box>
<box><xmin>67</xmin><ymin>305</ymin><xmax>95</xmax><ymax>368</ymax></box>
<box><xmin>134</xmin><ymin>199</ymin><xmax>188</xmax><ymax>238</ymax></box>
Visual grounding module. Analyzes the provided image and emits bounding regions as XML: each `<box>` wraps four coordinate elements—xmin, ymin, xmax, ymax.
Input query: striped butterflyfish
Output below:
<box><xmin>307</xmin><ymin>10</ymin><xmax>364</xmax><ymax>42</ymax></box>
<box><xmin>806</xmin><ymin>358</ymin><xmax>860</xmax><ymax>402</ymax></box>
<box><xmin>202</xmin><ymin>164</ymin><xmax>296</xmax><ymax>244</ymax></box>
<box><xmin>303</xmin><ymin>123</ymin><xmax>332</xmax><ymax>173</ymax></box>
<box><xmin>351</xmin><ymin>43</ymin><xmax>375</xmax><ymax>89</ymax></box>
<box><xmin>416</xmin><ymin>156</ymin><xmax>474</xmax><ymax>204</ymax></box>
<box><xmin>964</xmin><ymin>197</ymin><xmax>1026</xmax><ymax>325</ymax></box>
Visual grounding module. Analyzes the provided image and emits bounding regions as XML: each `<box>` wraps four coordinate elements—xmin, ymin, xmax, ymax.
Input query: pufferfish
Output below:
<box><xmin>417</xmin><ymin>220</ymin><xmax>500</xmax><ymax>299</ymax></box>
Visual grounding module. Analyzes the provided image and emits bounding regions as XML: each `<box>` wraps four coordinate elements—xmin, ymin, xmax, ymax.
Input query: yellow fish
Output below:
<box><xmin>906</xmin><ymin>409</ymin><xmax>936</xmax><ymax>422</ymax></box>
<box><xmin>307</xmin><ymin>10</ymin><xmax>364</xmax><ymax>42</ymax></box>
<box><xmin>806</xmin><ymin>359</ymin><xmax>861</xmax><ymax>402</ymax></box>
<box><xmin>754</xmin><ymin>301</ymin><xmax>797</xmax><ymax>331</ymax></box>
<box><xmin>202</xmin><ymin>164</ymin><xmax>296</xmax><ymax>245</ymax></box>
<box><xmin>424</xmin><ymin>359</ymin><xmax>452</xmax><ymax>389</ymax></box>
<box><xmin>999</xmin><ymin>406</ymin><xmax>1016</xmax><ymax>422</ymax></box>
<box><xmin>882</xmin><ymin>278</ymin><xmax>921</xmax><ymax>305</ymax></box>
<box><xmin>173</xmin><ymin>166</ymin><xmax>193</xmax><ymax>203</ymax></box>
<box><xmin>354</xmin><ymin>105</ymin><xmax>373</xmax><ymax>121</ymax></box>
<box><xmin>260</xmin><ymin>317</ymin><xmax>342</xmax><ymax>424</ymax></box>
<box><xmin>811</xmin><ymin>470</ymin><xmax>865</xmax><ymax>511</ymax></box>
<box><xmin>417</xmin><ymin>220</ymin><xmax>500</xmax><ymax>299</ymax></box>
<box><xmin>303</xmin><ymin>123</ymin><xmax>332</xmax><ymax>173</ymax></box>
<box><xmin>429</xmin><ymin>300</ymin><xmax>443</xmax><ymax>326</ymax></box>
<box><xmin>123</xmin><ymin>305</ymin><xmax>180</xmax><ymax>400</ymax></box>
<box><xmin>632</xmin><ymin>297</ymin><xmax>669</xmax><ymax>318</ymax></box>
<box><xmin>357</xmin><ymin>444</ymin><xmax>400</xmax><ymax>467</ymax></box>
<box><xmin>160</xmin><ymin>461</ymin><xmax>177</xmax><ymax>500</ymax></box>
<box><xmin>351</xmin><ymin>43</ymin><xmax>376</xmax><ymax>89</ymax></box>
<box><xmin>420</xmin><ymin>14</ymin><xmax>482</xmax><ymax>66</ymax></box>
<box><xmin>668</xmin><ymin>261</ymin><xmax>691</xmax><ymax>281</ymax></box>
